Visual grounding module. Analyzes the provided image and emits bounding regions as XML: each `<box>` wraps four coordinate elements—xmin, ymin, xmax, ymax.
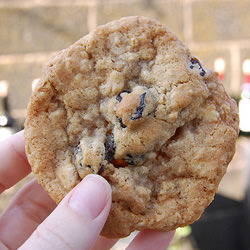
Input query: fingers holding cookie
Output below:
<box><xmin>0</xmin><ymin>131</ymin><xmax>30</xmax><ymax>194</ymax></box>
<box><xmin>127</xmin><ymin>229</ymin><xmax>175</xmax><ymax>250</ymax></box>
<box><xmin>20</xmin><ymin>175</ymin><xmax>112</xmax><ymax>250</ymax></box>
<box><xmin>0</xmin><ymin>179</ymin><xmax>56</xmax><ymax>249</ymax></box>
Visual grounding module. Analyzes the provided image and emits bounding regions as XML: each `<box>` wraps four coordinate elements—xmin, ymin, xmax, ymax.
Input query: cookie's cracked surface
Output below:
<box><xmin>24</xmin><ymin>16</ymin><xmax>239</xmax><ymax>238</ymax></box>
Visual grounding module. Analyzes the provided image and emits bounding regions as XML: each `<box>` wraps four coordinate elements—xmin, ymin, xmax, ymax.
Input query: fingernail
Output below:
<box><xmin>69</xmin><ymin>174</ymin><xmax>111</xmax><ymax>219</ymax></box>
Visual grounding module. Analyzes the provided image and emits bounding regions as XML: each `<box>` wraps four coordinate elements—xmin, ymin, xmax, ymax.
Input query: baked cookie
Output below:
<box><xmin>24</xmin><ymin>16</ymin><xmax>239</xmax><ymax>238</ymax></box>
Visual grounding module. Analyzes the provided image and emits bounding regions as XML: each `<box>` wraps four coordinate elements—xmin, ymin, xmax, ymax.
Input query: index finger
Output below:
<box><xmin>0</xmin><ymin>130</ymin><xmax>31</xmax><ymax>194</ymax></box>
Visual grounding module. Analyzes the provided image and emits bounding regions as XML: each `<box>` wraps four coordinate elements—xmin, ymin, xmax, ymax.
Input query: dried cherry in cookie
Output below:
<box><xmin>116</xmin><ymin>90</ymin><xmax>131</xmax><ymax>103</ymax></box>
<box><xmin>118</xmin><ymin>118</ymin><xmax>127</xmax><ymax>128</ymax></box>
<box><xmin>130</xmin><ymin>92</ymin><xmax>147</xmax><ymax>120</ymax></box>
<box><xmin>24</xmin><ymin>16</ymin><xmax>239</xmax><ymax>238</ymax></box>
<box><xmin>189</xmin><ymin>57</ymin><xmax>206</xmax><ymax>77</ymax></box>
<box><xmin>74</xmin><ymin>137</ymin><xmax>106</xmax><ymax>178</ymax></box>
<box><xmin>116</xmin><ymin>86</ymin><xmax>158</xmax><ymax>129</ymax></box>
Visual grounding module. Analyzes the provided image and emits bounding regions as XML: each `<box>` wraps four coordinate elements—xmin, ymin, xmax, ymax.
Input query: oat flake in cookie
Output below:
<box><xmin>24</xmin><ymin>16</ymin><xmax>239</xmax><ymax>238</ymax></box>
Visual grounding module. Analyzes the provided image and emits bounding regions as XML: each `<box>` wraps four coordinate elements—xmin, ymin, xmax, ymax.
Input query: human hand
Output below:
<box><xmin>0</xmin><ymin>131</ymin><xmax>175</xmax><ymax>250</ymax></box>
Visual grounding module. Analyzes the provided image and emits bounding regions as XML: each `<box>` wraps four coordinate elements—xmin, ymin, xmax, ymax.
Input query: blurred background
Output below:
<box><xmin>0</xmin><ymin>0</ymin><xmax>250</xmax><ymax>249</ymax></box>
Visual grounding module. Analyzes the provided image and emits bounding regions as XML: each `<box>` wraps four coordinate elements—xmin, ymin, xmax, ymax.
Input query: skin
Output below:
<box><xmin>0</xmin><ymin>131</ymin><xmax>175</xmax><ymax>250</ymax></box>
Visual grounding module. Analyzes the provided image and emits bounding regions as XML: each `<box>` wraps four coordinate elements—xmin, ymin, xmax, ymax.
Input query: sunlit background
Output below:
<box><xmin>1</xmin><ymin>0</ymin><xmax>250</xmax><ymax>249</ymax></box>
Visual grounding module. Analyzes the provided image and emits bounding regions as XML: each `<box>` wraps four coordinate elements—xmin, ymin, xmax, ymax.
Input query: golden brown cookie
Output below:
<box><xmin>24</xmin><ymin>16</ymin><xmax>239</xmax><ymax>238</ymax></box>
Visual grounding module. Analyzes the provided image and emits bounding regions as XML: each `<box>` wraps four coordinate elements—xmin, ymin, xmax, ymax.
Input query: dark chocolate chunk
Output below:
<box><xmin>190</xmin><ymin>57</ymin><xmax>205</xmax><ymax>77</ymax></box>
<box><xmin>116</xmin><ymin>90</ymin><xmax>131</xmax><ymax>103</ymax></box>
<box><xmin>116</xmin><ymin>94</ymin><xmax>123</xmax><ymax>103</ymax></box>
<box><xmin>130</xmin><ymin>92</ymin><xmax>146</xmax><ymax>120</ymax></box>
<box><xmin>118</xmin><ymin>118</ymin><xmax>127</xmax><ymax>128</ymax></box>
<box><xmin>105</xmin><ymin>133</ymin><xmax>116</xmax><ymax>162</ymax></box>
<box><xmin>97</xmin><ymin>165</ymin><xmax>105</xmax><ymax>175</ymax></box>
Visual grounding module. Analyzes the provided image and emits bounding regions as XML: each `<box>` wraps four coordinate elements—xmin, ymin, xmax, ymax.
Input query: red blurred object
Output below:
<box><xmin>244</xmin><ymin>74</ymin><xmax>250</xmax><ymax>84</ymax></box>
<box><xmin>214</xmin><ymin>58</ymin><xmax>225</xmax><ymax>83</ymax></box>
<box><xmin>218</xmin><ymin>73</ymin><xmax>224</xmax><ymax>82</ymax></box>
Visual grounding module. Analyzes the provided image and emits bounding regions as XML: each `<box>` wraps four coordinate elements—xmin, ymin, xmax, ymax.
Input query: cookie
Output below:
<box><xmin>24</xmin><ymin>16</ymin><xmax>239</xmax><ymax>238</ymax></box>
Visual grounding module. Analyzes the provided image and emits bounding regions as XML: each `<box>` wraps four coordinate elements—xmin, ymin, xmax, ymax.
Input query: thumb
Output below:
<box><xmin>19</xmin><ymin>174</ymin><xmax>112</xmax><ymax>250</ymax></box>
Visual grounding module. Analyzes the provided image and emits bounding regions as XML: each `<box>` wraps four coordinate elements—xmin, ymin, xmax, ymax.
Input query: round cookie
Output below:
<box><xmin>24</xmin><ymin>16</ymin><xmax>239</xmax><ymax>238</ymax></box>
